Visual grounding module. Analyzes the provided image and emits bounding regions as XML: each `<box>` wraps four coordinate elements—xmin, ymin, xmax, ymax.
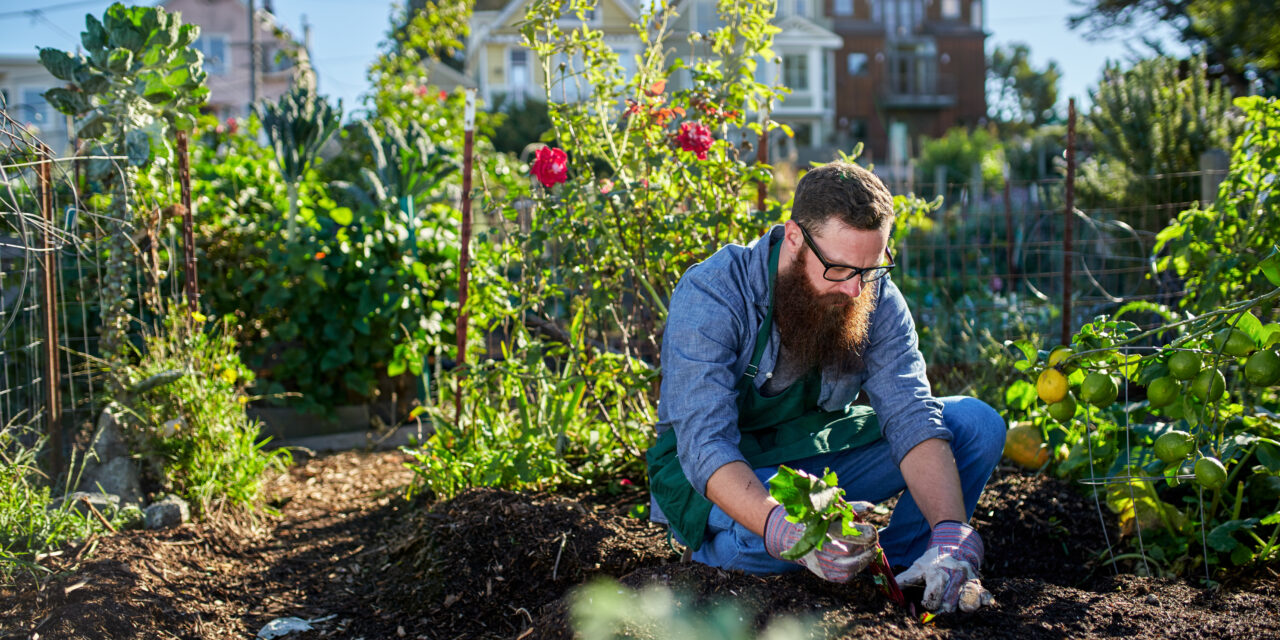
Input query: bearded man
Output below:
<box><xmin>646</xmin><ymin>161</ymin><xmax>1004</xmax><ymax>614</ymax></box>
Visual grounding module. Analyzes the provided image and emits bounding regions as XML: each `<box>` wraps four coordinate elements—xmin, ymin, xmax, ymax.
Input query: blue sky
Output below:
<box><xmin>0</xmin><ymin>0</ymin><xmax>1184</xmax><ymax>117</ymax></box>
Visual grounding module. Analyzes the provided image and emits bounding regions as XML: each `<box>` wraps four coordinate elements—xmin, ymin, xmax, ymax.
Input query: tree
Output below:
<box><xmin>1077</xmin><ymin>55</ymin><xmax>1238</xmax><ymax>220</ymax></box>
<box><xmin>986</xmin><ymin>43</ymin><xmax>1062</xmax><ymax>133</ymax></box>
<box><xmin>1069</xmin><ymin>0</ymin><xmax>1280</xmax><ymax>96</ymax></box>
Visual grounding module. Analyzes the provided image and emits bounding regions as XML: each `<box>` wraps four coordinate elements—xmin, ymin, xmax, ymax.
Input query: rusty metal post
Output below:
<box><xmin>756</xmin><ymin>108</ymin><xmax>769</xmax><ymax>212</ymax></box>
<box><xmin>37</xmin><ymin>150</ymin><xmax>63</xmax><ymax>476</ymax></box>
<box><xmin>176</xmin><ymin>129</ymin><xmax>197</xmax><ymax>312</ymax></box>
<box><xmin>1063</xmin><ymin>98</ymin><xmax>1076</xmax><ymax>346</ymax></box>
<box><xmin>1004</xmin><ymin>165</ymin><xmax>1015</xmax><ymax>292</ymax></box>
<box><xmin>455</xmin><ymin>89</ymin><xmax>476</xmax><ymax>425</ymax></box>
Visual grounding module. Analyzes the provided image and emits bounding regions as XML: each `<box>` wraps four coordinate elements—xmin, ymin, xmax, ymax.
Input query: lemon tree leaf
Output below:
<box><xmin>1259</xmin><ymin>245</ymin><xmax>1280</xmax><ymax>287</ymax></box>
<box><xmin>1007</xmin><ymin>339</ymin><xmax>1038</xmax><ymax>367</ymax></box>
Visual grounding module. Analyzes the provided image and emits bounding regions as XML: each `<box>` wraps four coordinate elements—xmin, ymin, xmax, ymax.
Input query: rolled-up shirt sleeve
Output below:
<box><xmin>861</xmin><ymin>277</ymin><xmax>950</xmax><ymax>465</ymax></box>
<box><xmin>657</xmin><ymin>267</ymin><xmax>752</xmax><ymax>497</ymax></box>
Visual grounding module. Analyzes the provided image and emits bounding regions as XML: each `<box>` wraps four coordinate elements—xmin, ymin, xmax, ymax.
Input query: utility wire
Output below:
<box><xmin>0</xmin><ymin>0</ymin><xmax>110</xmax><ymax>20</ymax></box>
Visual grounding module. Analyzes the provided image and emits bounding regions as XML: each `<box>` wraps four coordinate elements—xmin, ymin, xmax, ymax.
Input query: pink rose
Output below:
<box><xmin>676</xmin><ymin>121</ymin><xmax>714</xmax><ymax>160</ymax></box>
<box><xmin>531</xmin><ymin>146</ymin><xmax>568</xmax><ymax>188</ymax></box>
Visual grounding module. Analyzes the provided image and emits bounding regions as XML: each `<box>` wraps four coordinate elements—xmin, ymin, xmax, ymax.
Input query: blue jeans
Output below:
<box><xmin>688</xmin><ymin>396</ymin><xmax>1005</xmax><ymax>573</ymax></box>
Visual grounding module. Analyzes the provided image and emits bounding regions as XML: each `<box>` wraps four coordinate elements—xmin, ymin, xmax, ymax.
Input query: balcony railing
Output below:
<box><xmin>881</xmin><ymin>59</ymin><xmax>957</xmax><ymax>109</ymax></box>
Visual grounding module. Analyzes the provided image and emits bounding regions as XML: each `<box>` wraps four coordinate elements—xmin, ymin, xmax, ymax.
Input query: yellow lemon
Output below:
<box><xmin>1037</xmin><ymin>368</ymin><xmax>1068</xmax><ymax>404</ymax></box>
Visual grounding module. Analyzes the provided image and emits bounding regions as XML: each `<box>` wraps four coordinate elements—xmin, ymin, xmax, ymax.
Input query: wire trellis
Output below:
<box><xmin>0</xmin><ymin>97</ymin><xmax>160</xmax><ymax>476</ymax></box>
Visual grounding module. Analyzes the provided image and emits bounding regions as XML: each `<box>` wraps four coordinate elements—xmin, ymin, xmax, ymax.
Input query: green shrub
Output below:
<box><xmin>111</xmin><ymin>307</ymin><xmax>290</xmax><ymax>515</ymax></box>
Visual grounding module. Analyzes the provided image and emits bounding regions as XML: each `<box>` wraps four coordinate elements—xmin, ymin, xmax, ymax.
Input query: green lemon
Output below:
<box><xmin>1244</xmin><ymin>349</ymin><xmax>1280</xmax><ymax>386</ymax></box>
<box><xmin>1190</xmin><ymin>368</ymin><xmax>1226</xmax><ymax>402</ymax></box>
<box><xmin>1153</xmin><ymin>430</ymin><xmax>1195</xmax><ymax>463</ymax></box>
<box><xmin>1168</xmin><ymin>351</ymin><xmax>1202</xmax><ymax>380</ymax></box>
<box><xmin>1080</xmin><ymin>372</ymin><xmax>1119</xmax><ymax>408</ymax></box>
<box><xmin>1213</xmin><ymin>328</ymin><xmax>1257</xmax><ymax>357</ymax></box>
<box><xmin>1146</xmin><ymin>376</ymin><xmax>1179</xmax><ymax>408</ymax></box>
<box><xmin>1047</xmin><ymin>393</ymin><xmax>1077</xmax><ymax>423</ymax></box>
<box><xmin>1194</xmin><ymin>457</ymin><xmax>1227</xmax><ymax>490</ymax></box>
<box><xmin>1036</xmin><ymin>368</ymin><xmax>1068</xmax><ymax>404</ymax></box>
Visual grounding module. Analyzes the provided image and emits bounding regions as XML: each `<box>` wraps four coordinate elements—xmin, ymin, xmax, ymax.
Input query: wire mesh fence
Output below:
<box><xmin>894</xmin><ymin>168</ymin><xmax>1226</xmax><ymax>396</ymax></box>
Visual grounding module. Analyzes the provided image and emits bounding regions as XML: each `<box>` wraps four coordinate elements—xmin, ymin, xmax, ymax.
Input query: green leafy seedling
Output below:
<box><xmin>767</xmin><ymin>465</ymin><xmax>862</xmax><ymax>560</ymax></box>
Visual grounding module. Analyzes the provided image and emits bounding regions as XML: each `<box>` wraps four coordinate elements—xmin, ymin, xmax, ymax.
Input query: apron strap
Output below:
<box><xmin>744</xmin><ymin>236</ymin><xmax>783</xmax><ymax>381</ymax></box>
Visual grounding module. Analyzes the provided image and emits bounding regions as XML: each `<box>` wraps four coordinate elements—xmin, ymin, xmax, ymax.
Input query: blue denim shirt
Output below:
<box><xmin>652</xmin><ymin>225</ymin><xmax>949</xmax><ymax>523</ymax></box>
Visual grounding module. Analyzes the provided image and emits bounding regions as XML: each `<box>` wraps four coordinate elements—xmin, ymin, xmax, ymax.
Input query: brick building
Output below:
<box><xmin>828</xmin><ymin>0</ymin><xmax>987</xmax><ymax>172</ymax></box>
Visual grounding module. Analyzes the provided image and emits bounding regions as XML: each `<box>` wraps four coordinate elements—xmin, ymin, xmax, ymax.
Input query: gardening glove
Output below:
<box><xmin>763</xmin><ymin>503</ymin><xmax>879</xmax><ymax>583</ymax></box>
<box><xmin>895</xmin><ymin>520</ymin><xmax>994</xmax><ymax>613</ymax></box>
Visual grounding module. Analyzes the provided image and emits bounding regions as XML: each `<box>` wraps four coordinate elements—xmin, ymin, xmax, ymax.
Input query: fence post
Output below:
<box><xmin>455</xmin><ymin>89</ymin><xmax>476</xmax><ymax>425</ymax></box>
<box><xmin>1199</xmin><ymin>149</ymin><xmax>1229</xmax><ymax>208</ymax></box>
<box><xmin>37</xmin><ymin>150</ymin><xmax>63</xmax><ymax>477</ymax></box>
<box><xmin>1063</xmin><ymin>98</ymin><xmax>1077</xmax><ymax>347</ymax></box>
<box><xmin>176</xmin><ymin>129</ymin><xmax>197</xmax><ymax>312</ymax></box>
<box><xmin>1003</xmin><ymin>163</ymin><xmax>1016</xmax><ymax>293</ymax></box>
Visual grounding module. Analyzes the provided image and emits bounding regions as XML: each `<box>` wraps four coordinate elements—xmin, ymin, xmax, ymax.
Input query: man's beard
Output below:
<box><xmin>773</xmin><ymin>248</ymin><xmax>878</xmax><ymax>376</ymax></box>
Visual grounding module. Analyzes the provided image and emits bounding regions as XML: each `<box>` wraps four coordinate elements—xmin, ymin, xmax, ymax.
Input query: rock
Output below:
<box><xmin>50</xmin><ymin>491</ymin><xmax>120</xmax><ymax>518</ymax></box>
<box><xmin>144</xmin><ymin>494</ymin><xmax>190</xmax><ymax>530</ymax></box>
<box><xmin>77</xmin><ymin>407</ymin><xmax>143</xmax><ymax>508</ymax></box>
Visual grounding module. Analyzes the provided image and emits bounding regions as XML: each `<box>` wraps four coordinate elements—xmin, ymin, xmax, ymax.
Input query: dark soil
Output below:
<box><xmin>2</xmin><ymin>451</ymin><xmax>1278</xmax><ymax>639</ymax></box>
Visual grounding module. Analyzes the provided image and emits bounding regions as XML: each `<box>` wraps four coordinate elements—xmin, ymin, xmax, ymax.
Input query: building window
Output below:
<box><xmin>941</xmin><ymin>0</ymin><xmax>960</xmax><ymax>18</ymax></box>
<box><xmin>847</xmin><ymin>52</ymin><xmax>868</xmax><ymax>75</ymax></box>
<box><xmin>783</xmin><ymin>54</ymin><xmax>809</xmax><ymax>90</ymax></box>
<box><xmin>509</xmin><ymin>48</ymin><xmax>530</xmax><ymax>101</ymax></box>
<box><xmin>20</xmin><ymin>88</ymin><xmax>51</xmax><ymax>127</ymax></box>
<box><xmin>193</xmin><ymin>33</ymin><xmax>230</xmax><ymax>76</ymax></box>
<box><xmin>834</xmin><ymin>0</ymin><xmax>853</xmax><ymax>15</ymax></box>
<box><xmin>970</xmin><ymin>0</ymin><xmax>983</xmax><ymax>29</ymax></box>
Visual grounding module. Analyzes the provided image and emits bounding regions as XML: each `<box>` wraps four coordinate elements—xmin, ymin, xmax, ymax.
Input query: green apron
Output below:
<box><xmin>647</xmin><ymin>238</ymin><xmax>881</xmax><ymax>550</ymax></box>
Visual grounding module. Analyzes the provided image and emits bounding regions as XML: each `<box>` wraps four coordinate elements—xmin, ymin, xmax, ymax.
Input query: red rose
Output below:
<box><xmin>531</xmin><ymin>146</ymin><xmax>568</xmax><ymax>188</ymax></box>
<box><xmin>226</xmin><ymin>117</ymin><xmax>238</xmax><ymax>134</ymax></box>
<box><xmin>675</xmin><ymin>121</ymin><xmax>714</xmax><ymax>160</ymax></box>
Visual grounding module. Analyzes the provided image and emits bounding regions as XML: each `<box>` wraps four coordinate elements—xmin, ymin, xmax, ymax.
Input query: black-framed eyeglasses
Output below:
<box><xmin>797</xmin><ymin>223</ymin><xmax>896</xmax><ymax>283</ymax></box>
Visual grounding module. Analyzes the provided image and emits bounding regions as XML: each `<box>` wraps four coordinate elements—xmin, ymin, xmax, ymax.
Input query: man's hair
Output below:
<box><xmin>790</xmin><ymin>161</ymin><xmax>894</xmax><ymax>231</ymax></box>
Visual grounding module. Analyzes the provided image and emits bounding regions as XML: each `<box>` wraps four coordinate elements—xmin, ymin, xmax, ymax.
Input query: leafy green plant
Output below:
<box><xmin>569</xmin><ymin>578</ymin><xmax>811</xmax><ymax>640</ymax></box>
<box><xmin>256</xmin><ymin>69</ymin><xmax>342</xmax><ymax>240</ymax></box>
<box><xmin>1008</xmin><ymin>271</ymin><xmax>1280</xmax><ymax>578</ymax></box>
<box><xmin>0</xmin><ymin>424</ymin><xmax>121</xmax><ymax>581</ymax></box>
<box><xmin>40</xmin><ymin>2</ymin><xmax>208</xmax><ymax>360</ymax></box>
<box><xmin>767</xmin><ymin>466</ymin><xmax>906</xmax><ymax>606</ymax></box>
<box><xmin>104</xmin><ymin>307</ymin><xmax>291</xmax><ymax>515</ymax></box>
<box><xmin>1155</xmin><ymin>96</ymin><xmax>1280</xmax><ymax>312</ymax></box>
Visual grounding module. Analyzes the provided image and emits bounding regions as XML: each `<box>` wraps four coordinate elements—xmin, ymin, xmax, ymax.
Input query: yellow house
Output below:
<box><xmin>467</xmin><ymin>0</ymin><xmax>643</xmax><ymax>107</ymax></box>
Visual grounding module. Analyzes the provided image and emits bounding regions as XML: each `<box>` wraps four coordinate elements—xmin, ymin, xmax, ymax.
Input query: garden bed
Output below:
<box><xmin>2</xmin><ymin>450</ymin><xmax>1277</xmax><ymax>639</ymax></box>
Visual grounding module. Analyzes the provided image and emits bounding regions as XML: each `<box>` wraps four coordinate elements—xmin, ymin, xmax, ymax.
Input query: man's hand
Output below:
<box><xmin>763</xmin><ymin>504</ymin><xmax>878</xmax><ymax>583</ymax></box>
<box><xmin>895</xmin><ymin>521</ymin><xmax>994</xmax><ymax>613</ymax></box>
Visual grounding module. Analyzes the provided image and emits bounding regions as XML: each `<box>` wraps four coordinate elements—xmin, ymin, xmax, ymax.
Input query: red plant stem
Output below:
<box><xmin>851</xmin><ymin>510</ymin><xmax>907</xmax><ymax>607</ymax></box>
<box><xmin>455</xmin><ymin>90</ymin><xmax>476</xmax><ymax>425</ymax></box>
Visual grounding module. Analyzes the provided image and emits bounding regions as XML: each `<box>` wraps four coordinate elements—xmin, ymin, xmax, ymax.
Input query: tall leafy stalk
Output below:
<box><xmin>41</xmin><ymin>2</ymin><xmax>208</xmax><ymax>366</ymax></box>
<box><xmin>256</xmin><ymin>69</ymin><xmax>342</xmax><ymax>240</ymax></box>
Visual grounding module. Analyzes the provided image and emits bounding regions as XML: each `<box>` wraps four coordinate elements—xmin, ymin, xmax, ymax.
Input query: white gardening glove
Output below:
<box><xmin>763</xmin><ymin>503</ymin><xmax>879</xmax><ymax>583</ymax></box>
<box><xmin>895</xmin><ymin>520</ymin><xmax>994</xmax><ymax>613</ymax></box>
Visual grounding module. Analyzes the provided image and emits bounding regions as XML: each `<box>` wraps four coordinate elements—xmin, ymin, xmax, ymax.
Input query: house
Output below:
<box><xmin>829</xmin><ymin>0</ymin><xmax>988</xmax><ymax>173</ymax></box>
<box><xmin>0</xmin><ymin>55</ymin><xmax>72</xmax><ymax>152</ymax></box>
<box><xmin>160</xmin><ymin>0</ymin><xmax>306</xmax><ymax>120</ymax></box>
<box><xmin>666</xmin><ymin>0</ymin><xmax>845</xmax><ymax>163</ymax></box>
<box><xmin>465</xmin><ymin>0</ymin><xmax>986</xmax><ymax>170</ymax></box>
<box><xmin>467</xmin><ymin>0</ymin><xmax>643</xmax><ymax>108</ymax></box>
